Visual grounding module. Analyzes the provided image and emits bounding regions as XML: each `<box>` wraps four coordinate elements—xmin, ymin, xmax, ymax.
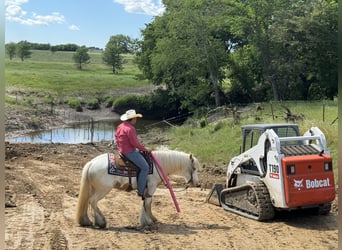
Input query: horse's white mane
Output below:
<box><xmin>153</xmin><ymin>146</ymin><xmax>198</xmax><ymax>173</ymax></box>
<box><xmin>155</xmin><ymin>145</ymin><xmax>186</xmax><ymax>153</ymax></box>
<box><xmin>155</xmin><ymin>145</ymin><xmax>171</xmax><ymax>151</ymax></box>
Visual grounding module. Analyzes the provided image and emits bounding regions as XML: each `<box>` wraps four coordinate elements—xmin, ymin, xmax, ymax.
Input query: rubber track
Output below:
<box><xmin>220</xmin><ymin>182</ymin><xmax>275</xmax><ymax>221</ymax></box>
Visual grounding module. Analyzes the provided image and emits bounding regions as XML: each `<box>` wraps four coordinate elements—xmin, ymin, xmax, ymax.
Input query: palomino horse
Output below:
<box><xmin>75</xmin><ymin>149</ymin><xmax>201</xmax><ymax>228</ymax></box>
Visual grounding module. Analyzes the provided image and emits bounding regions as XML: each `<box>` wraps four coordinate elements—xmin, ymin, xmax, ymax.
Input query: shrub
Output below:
<box><xmin>104</xmin><ymin>96</ymin><xmax>115</xmax><ymax>108</ymax></box>
<box><xmin>67</xmin><ymin>98</ymin><xmax>82</xmax><ymax>111</ymax></box>
<box><xmin>86</xmin><ymin>98</ymin><xmax>100</xmax><ymax>110</ymax></box>
<box><xmin>112</xmin><ymin>90</ymin><xmax>188</xmax><ymax>121</ymax></box>
<box><xmin>43</xmin><ymin>95</ymin><xmax>55</xmax><ymax>106</ymax></box>
<box><xmin>308</xmin><ymin>83</ymin><xmax>325</xmax><ymax>100</ymax></box>
<box><xmin>213</xmin><ymin>120</ymin><xmax>224</xmax><ymax>132</ymax></box>
<box><xmin>112</xmin><ymin>95</ymin><xmax>141</xmax><ymax>114</ymax></box>
<box><xmin>27</xmin><ymin>117</ymin><xmax>41</xmax><ymax>129</ymax></box>
<box><xmin>199</xmin><ymin>118</ymin><xmax>207</xmax><ymax>128</ymax></box>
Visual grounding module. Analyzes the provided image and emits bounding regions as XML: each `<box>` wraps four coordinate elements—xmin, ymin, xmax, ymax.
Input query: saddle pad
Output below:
<box><xmin>107</xmin><ymin>153</ymin><xmax>154</xmax><ymax>177</ymax></box>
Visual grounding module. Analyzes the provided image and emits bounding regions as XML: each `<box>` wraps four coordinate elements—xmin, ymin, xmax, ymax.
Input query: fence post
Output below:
<box><xmin>270</xmin><ymin>101</ymin><xmax>274</xmax><ymax>120</ymax></box>
<box><xmin>90</xmin><ymin>118</ymin><xmax>94</xmax><ymax>143</ymax></box>
<box><xmin>322</xmin><ymin>100</ymin><xmax>325</xmax><ymax>122</ymax></box>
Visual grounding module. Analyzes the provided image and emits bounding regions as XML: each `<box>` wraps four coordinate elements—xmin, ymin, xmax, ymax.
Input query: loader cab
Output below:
<box><xmin>241</xmin><ymin>124</ymin><xmax>300</xmax><ymax>152</ymax></box>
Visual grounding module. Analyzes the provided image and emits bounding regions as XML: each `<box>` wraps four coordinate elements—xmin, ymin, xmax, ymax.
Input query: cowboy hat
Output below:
<box><xmin>120</xmin><ymin>109</ymin><xmax>143</xmax><ymax>121</ymax></box>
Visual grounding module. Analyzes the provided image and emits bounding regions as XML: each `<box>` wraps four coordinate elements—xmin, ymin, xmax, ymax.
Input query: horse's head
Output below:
<box><xmin>152</xmin><ymin>149</ymin><xmax>201</xmax><ymax>187</ymax></box>
<box><xmin>185</xmin><ymin>154</ymin><xmax>200</xmax><ymax>187</ymax></box>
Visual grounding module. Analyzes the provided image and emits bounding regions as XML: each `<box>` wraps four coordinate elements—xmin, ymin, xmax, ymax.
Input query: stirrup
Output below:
<box><xmin>136</xmin><ymin>191</ymin><xmax>152</xmax><ymax>200</ymax></box>
<box><xmin>144</xmin><ymin>193</ymin><xmax>152</xmax><ymax>198</ymax></box>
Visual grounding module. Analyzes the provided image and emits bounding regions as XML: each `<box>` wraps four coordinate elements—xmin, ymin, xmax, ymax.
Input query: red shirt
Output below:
<box><xmin>115</xmin><ymin>121</ymin><xmax>146</xmax><ymax>154</ymax></box>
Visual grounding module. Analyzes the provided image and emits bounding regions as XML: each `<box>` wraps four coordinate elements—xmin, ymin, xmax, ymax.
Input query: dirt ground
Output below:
<box><xmin>4</xmin><ymin>141</ymin><xmax>339</xmax><ymax>250</ymax></box>
<box><xmin>4</xmin><ymin>103</ymin><xmax>339</xmax><ymax>250</ymax></box>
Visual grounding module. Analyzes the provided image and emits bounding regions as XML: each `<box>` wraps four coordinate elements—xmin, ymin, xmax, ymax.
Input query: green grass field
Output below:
<box><xmin>5</xmin><ymin>50</ymin><xmax>149</xmax><ymax>97</ymax></box>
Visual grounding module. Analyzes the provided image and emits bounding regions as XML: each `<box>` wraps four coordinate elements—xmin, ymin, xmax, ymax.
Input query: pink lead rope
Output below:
<box><xmin>150</xmin><ymin>152</ymin><xmax>181</xmax><ymax>213</ymax></box>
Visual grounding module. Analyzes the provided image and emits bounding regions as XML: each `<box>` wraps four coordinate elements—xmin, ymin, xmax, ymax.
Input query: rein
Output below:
<box><xmin>173</xmin><ymin>185</ymin><xmax>190</xmax><ymax>192</ymax></box>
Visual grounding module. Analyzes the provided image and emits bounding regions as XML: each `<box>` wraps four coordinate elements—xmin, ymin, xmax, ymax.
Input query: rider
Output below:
<box><xmin>115</xmin><ymin>109</ymin><xmax>151</xmax><ymax>199</ymax></box>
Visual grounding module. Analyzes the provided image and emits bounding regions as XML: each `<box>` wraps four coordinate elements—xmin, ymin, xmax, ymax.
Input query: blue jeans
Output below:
<box><xmin>124</xmin><ymin>150</ymin><xmax>149</xmax><ymax>195</ymax></box>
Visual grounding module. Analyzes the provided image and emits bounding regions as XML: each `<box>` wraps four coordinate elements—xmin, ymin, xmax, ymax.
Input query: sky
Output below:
<box><xmin>5</xmin><ymin>0</ymin><xmax>165</xmax><ymax>49</ymax></box>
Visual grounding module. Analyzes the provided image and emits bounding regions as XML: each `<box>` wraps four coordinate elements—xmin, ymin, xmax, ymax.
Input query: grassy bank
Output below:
<box><xmin>162</xmin><ymin>100</ymin><xmax>338</xmax><ymax>182</ymax></box>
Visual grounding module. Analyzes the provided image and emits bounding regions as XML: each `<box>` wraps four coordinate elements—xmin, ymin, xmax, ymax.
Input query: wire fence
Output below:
<box><xmin>204</xmin><ymin>100</ymin><xmax>338</xmax><ymax>125</ymax></box>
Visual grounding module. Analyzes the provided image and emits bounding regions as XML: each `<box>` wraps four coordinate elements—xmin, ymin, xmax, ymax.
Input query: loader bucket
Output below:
<box><xmin>206</xmin><ymin>183</ymin><xmax>224</xmax><ymax>206</ymax></box>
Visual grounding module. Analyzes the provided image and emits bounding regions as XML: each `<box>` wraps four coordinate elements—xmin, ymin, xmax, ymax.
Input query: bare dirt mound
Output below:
<box><xmin>5</xmin><ymin>142</ymin><xmax>338</xmax><ymax>249</ymax></box>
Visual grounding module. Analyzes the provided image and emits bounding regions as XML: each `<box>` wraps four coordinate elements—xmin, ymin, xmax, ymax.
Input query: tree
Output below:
<box><xmin>308</xmin><ymin>0</ymin><xmax>338</xmax><ymax>100</ymax></box>
<box><xmin>72</xmin><ymin>46</ymin><xmax>90</xmax><ymax>70</ymax></box>
<box><xmin>102</xmin><ymin>35</ymin><xmax>126</xmax><ymax>74</ymax></box>
<box><xmin>50</xmin><ymin>46</ymin><xmax>58</xmax><ymax>53</ymax></box>
<box><xmin>138</xmin><ymin>0</ymin><xmax>231</xmax><ymax>110</ymax></box>
<box><xmin>225</xmin><ymin>0</ymin><xmax>338</xmax><ymax>101</ymax></box>
<box><xmin>16</xmin><ymin>40</ymin><xmax>32</xmax><ymax>61</ymax></box>
<box><xmin>223</xmin><ymin>0</ymin><xmax>284</xmax><ymax>101</ymax></box>
<box><xmin>6</xmin><ymin>42</ymin><xmax>16</xmax><ymax>60</ymax></box>
<box><xmin>262</xmin><ymin>0</ymin><xmax>338</xmax><ymax>100</ymax></box>
<box><xmin>110</xmin><ymin>34</ymin><xmax>134</xmax><ymax>53</ymax></box>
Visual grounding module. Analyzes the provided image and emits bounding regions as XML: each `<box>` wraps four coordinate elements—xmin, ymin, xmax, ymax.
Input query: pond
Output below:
<box><xmin>7</xmin><ymin>119</ymin><xmax>169</xmax><ymax>144</ymax></box>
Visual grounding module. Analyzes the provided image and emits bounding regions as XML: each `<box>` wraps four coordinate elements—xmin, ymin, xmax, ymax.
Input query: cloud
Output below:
<box><xmin>5</xmin><ymin>0</ymin><xmax>28</xmax><ymax>20</ymax></box>
<box><xmin>113</xmin><ymin>0</ymin><xmax>165</xmax><ymax>16</ymax></box>
<box><xmin>5</xmin><ymin>0</ymin><xmax>66</xmax><ymax>25</ymax></box>
<box><xmin>69</xmin><ymin>24</ymin><xmax>80</xmax><ymax>31</ymax></box>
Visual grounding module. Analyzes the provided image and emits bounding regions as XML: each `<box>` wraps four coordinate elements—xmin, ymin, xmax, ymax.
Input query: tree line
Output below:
<box><xmin>135</xmin><ymin>0</ymin><xmax>337</xmax><ymax>111</ymax></box>
<box><xmin>5</xmin><ymin>35</ymin><xmax>137</xmax><ymax>72</ymax></box>
<box><xmin>6</xmin><ymin>41</ymin><xmax>102</xmax><ymax>53</ymax></box>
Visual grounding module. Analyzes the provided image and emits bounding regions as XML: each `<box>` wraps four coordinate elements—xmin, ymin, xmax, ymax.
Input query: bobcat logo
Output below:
<box><xmin>294</xmin><ymin>179</ymin><xmax>303</xmax><ymax>188</ymax></box>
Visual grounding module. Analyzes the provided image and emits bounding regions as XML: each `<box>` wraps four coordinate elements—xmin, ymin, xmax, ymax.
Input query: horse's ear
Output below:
<box><xmin>189</xmin><ymin>154</ymin><xmax>193</xmax><ymax>160</ymax></box>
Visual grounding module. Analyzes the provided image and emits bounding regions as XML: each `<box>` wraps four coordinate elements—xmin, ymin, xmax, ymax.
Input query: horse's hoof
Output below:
<box><xmin>95</xmin><ymin>222</ymin><xmax>106</xmax><ymax>229</ymax></box>
<box><xmin>138</xmin><ymin>223</ymin><xmax>158</xmax><ymax>232</ymax></box>
<box><xmin>136</xmin><ymin>225</ymin><xmax>146</xmax><ymax>231</ymax></box>
<box><xmin>79</xmin><ymin>218</ymin><xmax>93</xmax><ymax>227</ymax></box>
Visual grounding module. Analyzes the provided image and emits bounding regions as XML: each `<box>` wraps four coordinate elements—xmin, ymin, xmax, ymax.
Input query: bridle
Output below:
<box><xmin>186</xmin><ymin>156</ymin><xmax>196</xmax><ymax>186</ymax></box>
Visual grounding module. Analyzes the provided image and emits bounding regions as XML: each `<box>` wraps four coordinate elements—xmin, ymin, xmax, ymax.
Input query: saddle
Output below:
<box><xmin>108</xmin><ymin>151</ymin><xmax>154</xmax><ymax>192</ymax></box>
<box><xmin>115</xmin><ymin>153</ymin><xmax>140</xmax><ymax>171</ymax></box>
<box><xmin>108</xmin><ymin>151</ymin><xmax>154</xmax><ymax>177</ymax></box>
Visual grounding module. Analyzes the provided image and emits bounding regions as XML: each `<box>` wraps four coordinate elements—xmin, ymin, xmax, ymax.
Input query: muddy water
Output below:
<box><xmin>7</xmin><ymin>119</ymin><xmax>167</xmax><ymax>144</ymax></box>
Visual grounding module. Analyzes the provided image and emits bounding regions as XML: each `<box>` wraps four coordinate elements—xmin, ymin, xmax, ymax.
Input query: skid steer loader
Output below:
<box><xmin>207</xmin><ymin>124</ymin><xmax>335</xmax><ymax>221</ymax></box>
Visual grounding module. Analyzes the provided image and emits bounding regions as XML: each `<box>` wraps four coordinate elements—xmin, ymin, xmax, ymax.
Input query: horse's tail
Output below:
<box><xmin>75</xmin><ymin>160</ymin><xmax>93</xmax><ymax>225</ymax></box>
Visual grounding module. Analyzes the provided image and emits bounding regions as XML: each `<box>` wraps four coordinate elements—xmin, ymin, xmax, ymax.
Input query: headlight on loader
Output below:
<box><xmin>286</xmin><ymin>164</ymin><xmax>295</xmax><ymax>175</ymax></box>
<box><xmin>324</xmin><ymin>162</ymin><xmax>332</xmax><ymax>172</ymax></box>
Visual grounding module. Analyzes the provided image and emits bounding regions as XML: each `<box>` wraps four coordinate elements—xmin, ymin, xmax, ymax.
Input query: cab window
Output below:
<box><xmin>244</xmin><ymin>129</ymin><xmax>263</xmax><ymax>151</ymax></box>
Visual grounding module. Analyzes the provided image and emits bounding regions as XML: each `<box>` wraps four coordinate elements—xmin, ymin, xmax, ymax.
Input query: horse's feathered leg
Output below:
<box><xmin>144</xmin><ymin>197</ymin><xmax>158</xmax><ymax>222</ymax></box>
<box><xmin>139</xmin><ymin>183</ymin><xmax>158</xmax><ymax>226</ymax></box>
<box><xmin>140</xmin><ymin>198</ymin><xmax>154</xmax><ymax>226</ymax></box>
<box><xmin>92</xmin><ymin>204</ymin><xmax>106</xmax><ymax>229</ymax></box>
<box><xmin>145</xmin><ymin>186</ymin><xmax>158</xmax><ymax>223</ymax></box>
<box><xmin>89</xmin><ymin>189</ymin><xmax>112</xmax><ymax>228</ymax></box>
